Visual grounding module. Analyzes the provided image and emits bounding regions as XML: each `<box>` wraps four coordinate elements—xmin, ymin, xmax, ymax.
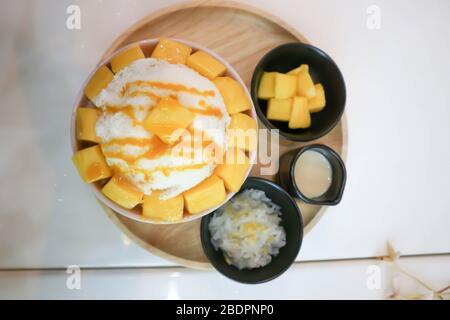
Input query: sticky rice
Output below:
<box><xmin>208</xmin><ymin>189</ymin><xmax>286</xmax><ymax>270</ymax></box>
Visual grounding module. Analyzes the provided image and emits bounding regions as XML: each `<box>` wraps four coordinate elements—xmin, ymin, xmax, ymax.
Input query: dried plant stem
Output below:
<box><xmin>391</xmin><ymin>263</ymin><xmax>434</xmax><ymax>292</ymax></box>
<box><xmin>380</xmin><ymin>243</ymin><xmax>448</xmax><ymax>300</ymax></box>
<box><xmin>437</xmin><ymin>285</ymin><xmax>450</xmax><ymax>294</ymax></box>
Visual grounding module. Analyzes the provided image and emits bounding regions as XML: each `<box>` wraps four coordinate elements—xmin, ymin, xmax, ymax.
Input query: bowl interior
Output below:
<box><xmin>251</xmin><ymin>42</ymin><xmax>346</xmax><ymax>141</ymax></box>
<box><xmin>200</xmin><ymin>177</ymin><xmax>303</xmax><ymax>284</ymax></box>
<box><xmin>70</xmin><ymin>38</ymin><xmax>257</xmax><ymax>224</ymax></box>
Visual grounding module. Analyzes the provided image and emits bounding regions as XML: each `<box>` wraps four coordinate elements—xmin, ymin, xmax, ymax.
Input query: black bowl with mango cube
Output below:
<box><xmin>251</xmin><ymin>43</ymin><xmax>346</xmax><ymax>142</ymax></box>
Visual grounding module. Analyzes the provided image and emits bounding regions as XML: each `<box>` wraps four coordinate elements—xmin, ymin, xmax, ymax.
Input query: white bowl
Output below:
<box><xmin>70</xmin><ymin>38</ymin><xmax>257</xmax><ymax>224</ymax></box>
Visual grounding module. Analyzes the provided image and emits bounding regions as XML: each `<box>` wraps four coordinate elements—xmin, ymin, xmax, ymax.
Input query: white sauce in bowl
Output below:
<box><xmin>294</xmin><ymin>150</ymin><xmax>332</xmax><ymax>198</ymax></box>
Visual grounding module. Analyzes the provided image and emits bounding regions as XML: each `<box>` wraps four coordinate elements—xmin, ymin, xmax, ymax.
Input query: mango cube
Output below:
<box><xmin>266</xmin><ymin>98</ymin><xmax>292</xmax><ymax>121</ymax></box>
<box><xmin>308</xmin><ymin>83</ymin><xmax>326</xmax><ymax>113</ymax></box>
<box><xmin>214</xmin><ymin>148</ymin><xmax>250</xmax><ymax>192</ymax></box>
<box><xmin>84</xmin><ymin>65</ymin><xmax>114</xmax><ymax>105</ymax></box>
<box><xmin>257</xmin><ymin>72</ymin><xmax>276</xmax><ymax>99</ymax></box>
<box><xmin>227</xmin><ymin>113</ymin><xmax>258</xmax><ymax>151</ymax></box>
<box><xmin>110</xmin><ymin>45</ymin><xmax>145</xmax><ymax>73</ymax></box>
<box><xmin>186</xmin><ymin>51</ymin><xmax>226</xmax><ymax>79</ymax></box>
<box><xmin>72</xmin><ymin>145</ymin><xmax>112</xmax><ymax>183</ymax></box>
<box><xmin>102</xmin><ymin>175</ymin><xmax>143</xmax><ymax>209</ymax></box>
<box><xmin>143</xmin><ymin>191</ymin><xmax>184</xmax><ymax>222</ymax></box>
<box><xmin>214</xmin><ymin>77</ymin><xmax>251</xmax><ymax>114</ymax></box>
<box><xmin>274</xmin><ymin>73</ymin><xmax>297</xmax><ymax>99</ymax></box>
<box><xmin>289</xmin><ymin>97</ymin><xmax>311</xmax><ymax>129</ymax></box>
<box><xmin>287</xmin><ymin>64</ymin><xmax>308</xmax><ymax>75</ymax></box>
<box><xmin>76</xmin><ymin>108</ymin><xmax>100</xmax><ymax>143</ymax></box>
<box><xmin>151</xmin><ymin>38</ymin><xmax>192</xmax><ymax>64</ymax></box>
<box><xmin>297</xmin><ymin>67</ymin><xmax>316</xmax><ymax>99</ymax></box>
<box><xmin>183</xmin><ymin>175</ymin><xmax>226</xmax><ymax>214</ymax></box>
<box><xmin>143</xmin><ymin>97</ymin><xmax>194</xmax><ymax>145</ymax></box>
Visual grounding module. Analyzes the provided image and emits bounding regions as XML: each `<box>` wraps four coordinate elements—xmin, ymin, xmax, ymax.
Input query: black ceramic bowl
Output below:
<box><xmin>200</xmin><ymin>177</ymin><xmax>303</xmax><ymax>284</ymax></box>
<box><xmin>278</xmin><ymin>144</ymin><xmax>347</xmax><ymax>206</ymax></box>
<box><xmin>251</xmin><ymin>43</ymin><xmax>346</xmax><ymax>141</ymax></box>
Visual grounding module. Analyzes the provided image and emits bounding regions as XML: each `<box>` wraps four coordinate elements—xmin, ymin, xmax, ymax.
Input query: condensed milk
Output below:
<box><xmin>294</xmin><ymin>150</ymin><xmax>332</xmax><ymax>198</ymax></box>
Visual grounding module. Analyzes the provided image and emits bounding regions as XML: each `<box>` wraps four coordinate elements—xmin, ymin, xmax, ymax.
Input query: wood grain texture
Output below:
<box><xmin>100</xmin><ymin>0</ymin><xmax>347</xmax><ymax>270</ymax></box>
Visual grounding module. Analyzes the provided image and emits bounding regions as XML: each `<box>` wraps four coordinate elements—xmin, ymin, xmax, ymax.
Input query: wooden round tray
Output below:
<box><xmin>100</xmin><ymin>0</ymin><xmax>347</xmax><ymax>270</ymax></box>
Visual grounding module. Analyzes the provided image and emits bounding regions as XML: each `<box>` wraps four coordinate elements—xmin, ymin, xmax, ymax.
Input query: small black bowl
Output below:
<box><xmin>200</xmin><ymin>177</ymin><xmax>303</xmax><ymax>284</ymax></box>
<box><xmin>251</xmin><ymin>42</ymin><xmax>346</xmax><ymax>141</ymax></box>
<box><xmin>278</xmin><ymin>144</ymin><xmax>347</xmax><ymax>205</ymax></box>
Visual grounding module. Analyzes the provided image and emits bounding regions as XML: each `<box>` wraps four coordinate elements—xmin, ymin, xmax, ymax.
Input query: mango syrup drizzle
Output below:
<box><xmin>102</xmin><ymin>136</ymin><xmax>171</xmax><ymax>163</ymax></box>
<box><xmin>103</xmin><ymin>136</ymin><xmax>215</xmax><ymax>182</ymax></box>
<box><xmin>102</xmin><ymin>127</ymin><xmax>221</xmax><ymax>158</ymax></box>
<box><xmin>99</xmin><ymin>80</ymin><xmax>225</xmax><ymax>184</ymax></box>
<box><xmin>126</xmin><ymin>91</ymin><xmax>223</xmax><ymax>118</ymax></box>
<box><xmin>121</xmin><ymin>80</ymin><xmax>216</xmax><ymax>97</ymax></box>
<box><xmin>123</xmin><ymin>79</ymin><xmax>223</xmax><ymax>117</ymax></box>
<box><xmin>194</xmin><ymin>99</ymin><xmax>223</xmax><ymax>117</ymax></box>
<box><xmin>103</xmin><ymin>105</ymin><xmax>146</xmax><ymax>127</ymax></box>
<box><xmin>132</xmin><ymin>162</ymin><xmax>209</xmax><ymax>181</ymax></box>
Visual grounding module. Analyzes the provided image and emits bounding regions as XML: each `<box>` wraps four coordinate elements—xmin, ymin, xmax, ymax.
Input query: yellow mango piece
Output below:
<box><xmin>143</xmin><ymin>97</ymin><xmax>194</xmax><ymax>145</ymax></box>
<box><xmin>214</xmin><ymin>148</ymin><xmax>250</xmax><ymax>192</ymax></box>
<box><xmin>72</xmin><ymin>145</ymin><xmax>112</xmax><ymax>183</ymax></box>
<box><xmin>227</xmin><ymin>113</ymin><xmax>258</xmax><ymax>151</ymax></box>
<box><xmin>143</xmin><ymin>190</ymin><xmax>184</xmax><ymax>222</ymax></box>
<box><xmin>308</xmin><ymin>83</ymin><xmax>326</xmax><ymax>113</ymax></box>
<box><xmin>266</xmin><ymin>98</ymin><xmax>292</xmax><ymax>121</ymax></box>
<box><xmin>287</xmin><ymin>64</ymin><xmax>308</xmax><ymax>75</ymax></box>
<box><xmin>84</xmin><ymin>65</ymin><xmax>114</xmax><ymax>105</ymax></box>
<box><xmin>102</xmin><ymin>175</ymin><xmax>143</xmax><ymax>209</ymax></box>
<box><xmin>289</xmin><ymin>97</ymin><xmax>311</xmax><ymax>129</ymax></box>
<box><xmin>186</xmin><ymin>51</ymin><xmax>226</xmax><ymax>80</ymax></box>
<box><xmin>214</xmin><ymin>76</ymin><xmax>251</xmax><ymax>114</ymax></box>
<box><xmin>110</xmin><ymin>45</ymin><xmax>145</xmax><ymax>73</ymax></box>
<box><xmin>183</xmin><ymin>175</ymin><xmax>226</xmax><ymax>214</ymax></box>
<box><xmin>151</xmin><ymin>38</ymin><xmax>192</xmax><ymax>64</ymax></box>
<box><xmin>274</xmin><ymin>73</ymin><xmax>297</xmax><ymax>99</ymax></box>
<box><xmin>257</xmin><ymin>72</ymin><xmax>276</xmax><ymax>99</ymax></box>
<box><xmin>76</xmin><ymin>108</ymin><xmax>100</xmax><ymax>143</ymax></box>
<box><xmin>297</xmin><ymin>68</ymin><xmax>316</xmax><ymax>99</ymax></box>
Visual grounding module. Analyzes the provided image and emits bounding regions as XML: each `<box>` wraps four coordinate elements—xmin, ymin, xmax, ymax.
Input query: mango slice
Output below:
<box><xmin>257</xmin><ymin>72</ymin><xmax>276</xmax><ymax>99</ymax></box>
<box><xmin>308</xmin><ymin>83</ymin><xmax>326</xmax><ymax>113</ymax></box>
<box><xmin>72</xmin><ymin>145</ymin><xmax>112</xmax><ymax>183</ymax></box>
<box><xmin>151</xmin><ymin>38</ymin><xmax>192</xmax><ymax>64</ymax></box>
<box><xmin>214</xmin><ymin>148</ymin><xmax>250</xmax><ymax>192</ymax></box>
<box><xmin>110</xmin><ymin>45</ymin><xmax>145</xmax><ymax>73</ymax></box>
<box><xmin>143</xmin><ymin>97</ymin><xmax>194</xmax><ymax>145</ymax></box>
<box><xmin>76</xmin><ymin>107</ymin><xmax>100</xmax><ymax>143</ymax></box>
<box><xmin>258</xmin><ymin>63</ymin><xmax>326</xmax><ymax>128</ymax></box>
<box><xmin>287</xmin><ymin>64</ymin><xmax>308</xmax><ymax>75</ymax></box>
<box><xmin>274</xmin><ymin>73</ymin><xmax>297</xmax><ymax>99</ymax></box>
<box><xmin>102</xmin><ymin>175</ymin><xmax>143</xmax><ymax>209</ymax></box>
<box><xmin>226</xmin><ymin>112</ymin><xmax>257</xmax><ymax>151</ymax></box>
<box><xmin>297</xmin><ymin>67</ymin><xmax>316</xmax><ymax>99</ymax></box>
<box><xmin>84</xmin><ymin>65</ymin><xmax>114</xmax><ymax>105</ymax></box>
<box><xmin>289</xmin><ymin>97</ymin><xmax>311</xmax><ymax>129</ymax></box>
<box><xmin>267</xmin><ymin>98</ymin><xmax>292</xmax><ymax>121</ymax></box>
<box><xmin>183</xmin><ymin>175</ymin><xmax>226</xmax><ymax>214</ymax></box>
<box><xmin>186</xmin><ymin>51</ymin><xmax>226</xmax><ymax>80</ymax></box>
<box><xmin>214</xmin><ymin>76</ymin><xmax>251</xmax><ymax>115</ymax></box>
<box><xmin>143</xmin><ymin>190</ymin><xmax>184</xmax><ymax>222</ymax></box>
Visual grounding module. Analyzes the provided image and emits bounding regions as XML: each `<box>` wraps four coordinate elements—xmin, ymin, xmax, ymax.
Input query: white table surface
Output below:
<box><xmin>1</xmin><ymin>0</ymin><xmax>450</xmax><ymax>273</ymax></box>
<box><xmin>1</xmin><ymin>255</ymin><xmax>449</xmax><ymax>299</ymax></box>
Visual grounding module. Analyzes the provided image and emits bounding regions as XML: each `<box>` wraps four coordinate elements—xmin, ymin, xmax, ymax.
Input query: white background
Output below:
<box><xmin>0</xmin><ymin>0</ymin><xmax>449</xmax><ymax>298</ymax></box>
